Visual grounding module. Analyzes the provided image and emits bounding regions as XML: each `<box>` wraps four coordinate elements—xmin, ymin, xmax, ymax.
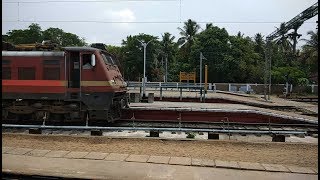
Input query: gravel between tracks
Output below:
<box><xmin>2</xmin><ymin>133</ymin><xmax>318</xmax><ymax>168</ymax></box>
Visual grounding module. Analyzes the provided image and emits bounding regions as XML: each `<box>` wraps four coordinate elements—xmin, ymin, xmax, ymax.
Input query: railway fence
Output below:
<box><xmin>126</xmin><ymin>82</ymin><xmax>318</xmax><ymax>95</ymax></box>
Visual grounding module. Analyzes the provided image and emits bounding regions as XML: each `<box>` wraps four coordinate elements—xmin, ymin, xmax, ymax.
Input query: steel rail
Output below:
<box><xmin>2</xmin><ymin>124</ymin><xmax>307</xmax><ymax>135</ymax></box>
<box><xmin>116</xmin><ymin>120</ymin><xmax>319</xmax><ymax>127</ymax></box>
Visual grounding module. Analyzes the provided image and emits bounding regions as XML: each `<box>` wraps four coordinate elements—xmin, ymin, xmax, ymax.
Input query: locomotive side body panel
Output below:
<box><xmin>2</xmin><ymin>47</ymin><xmax>127</xmax><ymax>123</ymax></box>
<box><xmin>2</xmin><ymin>51</ymin><xmax>66</xmax><ymax>100</ymax></box>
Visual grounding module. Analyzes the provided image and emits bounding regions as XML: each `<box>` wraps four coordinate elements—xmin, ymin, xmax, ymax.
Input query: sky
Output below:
<box><xmin>2</xmin><ymin>0</ymin><xmax>318</xmax><ymax>48</ymax></box>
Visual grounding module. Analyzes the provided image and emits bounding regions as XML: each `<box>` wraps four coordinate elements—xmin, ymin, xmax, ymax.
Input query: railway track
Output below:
<box><xmin>2</xmin><ymin>120</ymin><xmax>318</xmax><ymax>137</ymax></box>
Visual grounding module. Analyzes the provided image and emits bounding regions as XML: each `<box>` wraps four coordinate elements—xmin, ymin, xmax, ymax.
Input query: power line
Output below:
<box><xmin>3</xmin><ymin>20</ymin><xmax>318</xmax><ymax>24</ymax></box>
<box><xmin>3</xmin><ymin>0</ymin><xmax>178</xmax><ymax>3</ymax></box>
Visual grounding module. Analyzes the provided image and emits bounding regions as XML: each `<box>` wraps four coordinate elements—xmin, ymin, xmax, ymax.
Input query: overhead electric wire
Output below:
<box><xmin>3</xmin><ymin>20</ymin><xmax>317</xmax><ymax>24</ymax></box>
<box><xmin>3</xmin><ymin>0</ymin><xmax>179</xmax><ymax>3</ymax></box>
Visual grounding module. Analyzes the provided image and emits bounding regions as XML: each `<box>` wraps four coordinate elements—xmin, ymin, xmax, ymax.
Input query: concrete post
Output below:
<box><xmin>204</xmin><ymin>64</ymin><xmax>208</xmax><ymax>93</ymax></box>
<box><xmin>143</xmin><ymin>45</ymin><xmax>146</xmax><ymax>98</ymax></box>
<box><xmin>165</xmin><ymin>55</ymin><xmax>168</xmax><ymax>83</ymax></box>
<box><xmin>200</xmin><ymin>52</ymin><xmax>203</xmax><ymax>102</ymax></box>
<box><xmin>148</xmin><ymin>93</ymin><xmax>154</xmax><ymax>103</ymax></box>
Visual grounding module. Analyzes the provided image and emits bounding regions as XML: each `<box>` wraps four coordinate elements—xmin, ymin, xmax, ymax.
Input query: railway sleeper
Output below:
<box><xmin>29</xmin><ymin>128</ymin><xmax>42</xmax><ymax>134</ymax></box>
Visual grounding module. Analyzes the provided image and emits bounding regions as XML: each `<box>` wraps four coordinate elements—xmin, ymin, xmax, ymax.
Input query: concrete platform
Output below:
<box><xmin>147</xmin><ymin>155</ymin><xmax>170</xmax><ymax>164</ymax></box>
<box><xmin>126</xmin><ymin>154</ymin><xmax>150</xmax><ymax>162</ymax></box>
<box><xmin>202</xmin><ymin>159</ymin><xmax>216</xmax><ymax>167</ymax></box>
<box><xmin>84</xmin><ymin>152</ymin><xmax>108</xmax><ymax>160</ymax></box>
<box><xmin>26</xmin><ymin>149</ymin><xmax>51</xmax><ymax>157</ymax></box>
<box><xmin>105</xmin><ymin>153</ymin><xmax>129</xmax><ymax>161</ymax></box>
<box><xmin>6</xmin><ymin>147</ymin><xmax>33</xmax><ymax>155</ymax></box>
<box><xmin>3</xmin><ymin>153</ymin><xmax>317</xmax><ymax>180</ymax></box>
<box><xmin>215</xmin><ymin>160</ymin><xmax>240</xmax><ymax>169</ymax></box>
<box><xmin>64</xmin><ymin>151</ymin><xmax>89</xmax><ymax>159</ymax></box>
<box><xmin>261</xmin><ymin>163</ymin><xmax>290</xmax><ymax>172</ymax></box>
<box><xmin>2</xmin><ymin>146</ymin><xmax>317</xmax><ymax>179</ymax></box>
<box><xmin>129</xmin><ymin>101</ymin><xmax>318</xmax><ymax>123</ymax></box>
<box><xmin>2</xmin><ymin>147</ymin><xmax>16</xmax><ymax>153</ymax></box>
<box><xmin>128</xmin><ymin>89</ymin><xmax>318</xmax><ymax>114</ymax></box>
<box><xmin>191</xmin><ymin>158</ymin><xmax>203</xmax><ymax>166</ymax></box>
<box><xmin>169</xmin><ymin>157</ymin><xmax>192</xmax><ymax>166</ymax></box>
<box><xmin>286</xmin><ymin>166</ymin><xmax>316</xmax><ymax>174</ymax></box>
<box><xmin>45</xmin><ymin>150</ymin><xmax>70</xmax><ymax>158</ymax></box>
<box><xmin>238</xmin><ymin>161</ymin><xmax>265</xmax><ymax>171</ymax></box>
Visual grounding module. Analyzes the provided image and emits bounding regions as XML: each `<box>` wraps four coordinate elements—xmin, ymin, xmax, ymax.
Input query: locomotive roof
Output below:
<box><xmin>2</xmin><ymin>51</ymin><xmax>64</xmax><ymax>57</ymax></box>
<box><xmin>63</xmin><ymin>46</ymin><xmax>99</xmax><ymax>52</ymax></box>
<box><xmin>2</xmin><ymin>47</ymin><xmax>99</xmax><ymax>57</ymax></box>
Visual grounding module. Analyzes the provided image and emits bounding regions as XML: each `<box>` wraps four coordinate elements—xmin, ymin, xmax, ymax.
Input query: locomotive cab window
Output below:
<box><xmin>82</xmin><ymin>54</ymin><xmax>93</xmax><ymax>69</ymax></box>
<box><xmin>101</xmin><ymin>53</ymin><xmax>115</xmax><ymax>65</ymax></box>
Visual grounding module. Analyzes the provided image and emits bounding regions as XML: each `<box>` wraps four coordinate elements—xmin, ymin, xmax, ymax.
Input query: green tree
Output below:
<box><xmin>4</xmin><ymin>23</ymin><xmax>42</xmax><ymax>44</ymax></box>
<box><xmin>271</xmin><ymin>66</ymin><xmax>307</xmax><ymax>85</ymax></box>
<box><xmin>160</xmin><ymin>32</ymin><xmax>178</xmax><ymax>81</ymax></box>
<box><xmin>177</xmin><ymin>19</ymin><xmax>200</xmax><ymax>47</ymax></box>
<box><xmin>121</xmin><ymin>33</ymin><xmax>160</xmax><ymax>81</ymax></box>
<box><xmin>274</xmin><ymin>23</ymin><xmax>293</xmax><ymax>65</ymax></box>
<box><xmin>228</xmin><ymin>34</ymin><xmax>262</xmax><ymax>83</ymax></box>
<box><xmin>253</xmin><ymin>33</ymin><xmax>265</xmax><ymax>59</ymax></box>
<box><xmin>3</xmin><ymin>24</ymin><xmax>86</xmax><ymax>47</ymax></box>
<box><xmin>190</xmin><ymin>25</ymin><xmax>231</xmax><ymax>82</ymax></box>
<box><xmin>43</xmin><ymin>28</ymin><xmax>86</xmax><ymax>46</ymax></box>
<box><xmin>177</xmin><ymin>19</ymin><xmax>201</xmax><ymax>72</ymax></box>
<box><xmin>299</xmin><ymin>30</ymin><xmax>318</xmax><ymax>80</ymax></box>
<box><xmin>205</xmin><ymin>23</ymin><xmax>213</xmax><ymax>30</ymax></box>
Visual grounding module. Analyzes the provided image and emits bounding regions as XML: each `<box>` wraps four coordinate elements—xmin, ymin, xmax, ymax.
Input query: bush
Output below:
<box><xmin>297</xmin><ymin>78</ymin><xmax>309</xmax><ymax>86</ymax></box>
<box><xmin>271</xmin><ymin>67</ymin><xmax>307</xmax><ymax>85</ymax></box>
<box><xmin>186</xmin><ymin>132</ymin><xmax>196</xmax><ymax>139</ymax></box>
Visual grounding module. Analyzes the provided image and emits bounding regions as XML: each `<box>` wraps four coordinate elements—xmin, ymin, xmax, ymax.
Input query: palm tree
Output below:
<box><xmin>275</xmin><ymin>23</ymin><xmax>292</xmax><ymax>53</ymax></box>
<box><xmin>161</xmin><ymin>32</ymin><xmax>176</xmax><ymax>56</ymax></box>
<box><xmin>253</xmin><ymin>33</ymin><xmax>265</xmax><ymax>63</ymax></box>
<box><xmin>205</xmin><ymin>23</ymin><xmax>213</xmax><ymax>30</ymax></box>
<box><xmin>177</xmin><ymin>19</ymin><xmax>200</xmax><ymax>48</ymax></box>
<box><xmin>299</xmin><ymin>30</ymin><xmax>318</xmax><ymax>76</ymax></box>
<box><xmin>160</xmin><ymin>32</ymin><xmax>176</xmax><ymax>82</ymax></box>
<box><xmin>301</xmin><ymin>30</ymin><xmax>318</xmax><ymax>50</ymax></box>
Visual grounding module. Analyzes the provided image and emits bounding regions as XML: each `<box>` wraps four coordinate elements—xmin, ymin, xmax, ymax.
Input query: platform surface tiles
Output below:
<box><xmin>2</xmin><ymin>147</ymin><xmax>318</xmax><ymax>180</ymax></box>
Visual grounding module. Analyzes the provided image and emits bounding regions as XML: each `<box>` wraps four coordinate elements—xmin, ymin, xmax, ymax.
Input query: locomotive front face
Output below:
<box><xmin>2</xmin><ymin>47</ymin><xmax>127</xmax><ymax>123</ymax></box>
<box><xmin>64</xmin><ymin>47</ymin><xmax>127</xmax><ymax>121</ymax></box>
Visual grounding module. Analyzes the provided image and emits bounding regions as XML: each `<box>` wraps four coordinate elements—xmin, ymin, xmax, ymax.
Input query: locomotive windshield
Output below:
<box><xmin>101</xmin><ymin>52</ymin><xmax>120</xmax><ymax>66</ymax></box>
<box><xmin>101</xmin><ymin>53</ymin><xmax>114</xmax><ymax>64</ymax></box>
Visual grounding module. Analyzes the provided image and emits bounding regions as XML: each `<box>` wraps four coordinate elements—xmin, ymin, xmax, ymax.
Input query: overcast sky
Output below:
<box><xmin>2</xmin><ymin>0</ymin><xmax>318</xmax><ymax>47</ymax></box>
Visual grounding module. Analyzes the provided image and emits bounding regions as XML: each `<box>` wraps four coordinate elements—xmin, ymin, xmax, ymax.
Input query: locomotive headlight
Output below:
<box><xmin>110</xmin><ymin>80</ymin><xmax>115</xmax><ymax>85</ymax></box>
<box><xmin>123</xmin><ymin>82</ymin><xmax>127</xmax><ymax>87</ymax></box>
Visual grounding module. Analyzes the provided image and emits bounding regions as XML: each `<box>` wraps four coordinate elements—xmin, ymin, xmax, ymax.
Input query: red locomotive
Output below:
<box><xmin>2</xmin><ymin>42</ymin><xmax>127</xmax><ymax>123</ymax></box>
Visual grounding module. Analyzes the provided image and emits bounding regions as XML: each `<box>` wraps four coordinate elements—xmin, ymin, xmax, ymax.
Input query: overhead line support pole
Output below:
<box><xmin>200</xmin><ymin>52</ymin><xmax>203</xmax><ymax>102</ymax></box>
